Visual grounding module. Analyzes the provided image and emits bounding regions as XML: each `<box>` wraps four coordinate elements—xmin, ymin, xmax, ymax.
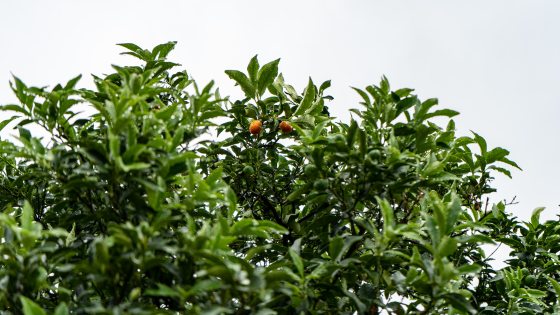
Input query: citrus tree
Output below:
<box><xmin>0</xmin><ymin>42</ymin><xmax>559</xmax><ymax>314</ymax></box>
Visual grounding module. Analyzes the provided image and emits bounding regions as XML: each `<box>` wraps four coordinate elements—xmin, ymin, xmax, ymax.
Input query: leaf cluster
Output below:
<box><xmin>0</xmin><ymin>42</ymin><xmax>557</xmax><ymax>315</ymax></box>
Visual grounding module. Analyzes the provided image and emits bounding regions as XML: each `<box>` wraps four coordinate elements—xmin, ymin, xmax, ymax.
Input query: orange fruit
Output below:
<box><xmin>249</xmin><ymin>120</ymin><xmax>262</xmax><ymax>135</ymax></box>
<box><xmin>279</xmin><ymin>121</ymin><xmax>293</xmax><ymax>133</ymax></box>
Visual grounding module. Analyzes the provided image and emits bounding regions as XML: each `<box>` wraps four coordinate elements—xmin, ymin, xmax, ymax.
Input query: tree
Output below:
<box><xmin>0</xmin><ymin>42</ymin><xmax>558</xmax><ymax>314</ymax></box>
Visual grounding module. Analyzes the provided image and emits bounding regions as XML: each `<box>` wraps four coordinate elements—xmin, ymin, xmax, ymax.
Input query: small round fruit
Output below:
<box><xmin>249</xmin><ymin>120</ymin><xmax>262</xmax><ymax>135</ymax></box>
<box><xmin>242</xmin><ymin>165</ymin><xmax>255</xmax><ymax>175</ymax></box>
<box><xmin>329</xmin><ymin>134</ymin><xmax>346</xmax><ymax>144</ymax></box>
<box><xmin>304</xmin><ymin>164</ymin><xmax>318</xmax><ymax>177</ymax></box>
<box><xmin>524</xmin><ymin>275</ymin><xmax>536</xmax><ymax>286</ymax></box>
<box><xmin>368</xmin><ymin>149</ymin><xmax>381</xmax><ymax>160</ymax></box>
<box><xmin>313</xmin><ymin>179</ymin><xmax>329</xmax><ymax>191</ymax></box>
<box><xmin>279</xmin><ymin>121</ymin><xmax>293</xmax><ymax>133</ymax></box>
<box><xmin>335</xmin><ymin>134</ymin><xmax>345</xmax><ymax>142</ymax></box>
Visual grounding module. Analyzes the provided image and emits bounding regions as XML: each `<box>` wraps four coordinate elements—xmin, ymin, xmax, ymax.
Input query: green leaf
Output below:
<box><xmin>424</xmin><ymin>108</ymin><xmax>460</xmax><ymax>119</ymax></box>
<box><xmin>346</xmin><ymin>120</ymin><xmax>358</xmax><ymax>147</ymax></box>
<box><xmin>484</xmin><ymin>147</ymin><xmax>509</xmax><ymax>164</ymax></box>
<box><xmin>546</xmin><ymin>276</ymin><xmax>560</xmax><ymax>297</ymax></box>
<box><xmin>21</xmin><ymin>200</ymin><xmax>34</xmax><ymax>231</ymax></box>
<box><xmin>530</xmin><ymin>207</ymin><xmax>545</xmax><ymax>228</ymax></box>
<box><xmin>376</xmin><ymin>197</ymin><xmax>395</xmax><ymax>233</ymax></box>
<box><xmin>145</xmin><ymin>283</ymin><xmax>181</xmax><ymax>298</ymax></box>
<box><xmin>225</xmin><ymin>70</ymin><xmax>255</xmax><ymax>99</ymax></box>
<box><xmin>319</xmin><ymin>80</ymin><xmax>331</xmax><ymax>92</ymax></box>
<box><xmin>117</xmin><ymin>43</ymin><xmax>152</xmax><ymax>61</ymax></box>
<box><xmin>0</xmin><ymin>116</ymin><xmax>17</xmax><ymax>133</ymax></box>
<box><xmin>151</xmin><ymin>41</ymin><xmax>177</xmax><ymax>60</ymax></box>
<box><xmin>329</xmin><ymin>235</ymin><xmax>362</xmax><ymax>261</ymax></box>
<box><xmin>247</xmin><ymin>55</ymin><xmax>260</xmax><ymax>83</ymax></box>
<box><xmin>254</xmin><ymin>309</ymin><xmax>277</xmax><ymax>315</ymax></box>
<box><xmin>202</xmin><ymin>306</ymin><xmax>233</xmax><ymax>315</ymax></box>
<box><xmin>231</xmin><ymin>219</ymin><xmax>257</xmax><ymax>234</ymax></box>
<box><xmin>462</xmin><ymin>234</ymin><xmax>495</xmax><ymax>245</ymax></box>
<box><xmin>285</xmin><ymin>184</ymin><xmax>308</xmax><ymax>202</ymax></box>
<box><xmin>472</xmin><ymin>131</ymin><xmax>487</xmax><ymax>155</ymax></box>
<box><xmin>444</xmin><ymin>293</ymin><xmax>476</xmax><ymax>314</ymax></box>
<box><xmin>446</xmin><ymin>194</ymin><xmax>462</xmax><ymax>233</ymax></box>
<box><xmin>288</xmin><ymin>248</ymin><xmax>304</xmax><ymax>278</ymax></box>
<box><xmin>500</xmin><ymin>156</ymin><xmax>522</xmax><ymax>170</ymax></box>
<box><xmin>117</xmin><ymin>42</ymin><xmax>143</xmax><ymax>52</ymax></box>
<box><xmin>437</xmin><ymin>236</ymin><xmax>457</xmax><ymax>257</ymax></box>
<box><xmin>458</xmin><ymin>263</ymin><xmax>482</xmax><ymax>275</ymax></box>
<box><xmin>20</xmin><ymin>296</ymin><xmax>47</xmax><ymax>315</ymax></box>
<box><xmin>257</xmin><ymin>220</ymin><xmax>288</xmax><ymax>234</ymax></box>
<box><xmin>293</xmin><ymin>78</ymin><xmax>316</xmax><ymax>116</ymax></box>
<box><xmin>155</xmin><ymin>103</ymin><xmax>178</xmax><ymax>121</ymax></box>
<box><xmin>380</xmin><ymin>75</ymin><xmax>390</xmax><ymax>94</ymax></box>
<box><xmin>1</xmin><ymin>104</ymin><xmax>30</xmax><ymax>116</ymax></box>
<box><xmin>257</xmin><ymin>59</ymin><xmax>280</xmax><ymax>96</ymax></box>
<box><xmin>17</xmin><ymin>126</ymin><xmax>31</xmax><ymax>142</ymax></box>
<box><xmin>54</xmin><ymin>303</ymin><xmax>69</xmax><ymax>315</ymax></box>
<box><xmin>226</xmin><ymin>186</ymin><xmax>237</xmax><ymax>221</ymax></box>
<box><xmin>488</xmin><ymin>165</ymin><xmax>512</xmax><ymax>178</ymax></box>
<box><xmin>395</xmin><ymin>96</ymin><xmax>418</xmax><ymax>116</ymax></box>
<box><xmin>526</xmin><ymin>288</ymin><xmax>547</xmax><ymax>298</ymax></box>
<box><xmin>119</xmin><ymin>160</ymin><xmax>151</xmax><ymax>173</ymax></box>
<box><xmin>64</xmin><ymin>74</ymin><xmax>82</xmax><ymax>90</ymax></box>
<box><xmin>394</xmin><ymin>88</ymin><xmax>414</xmax><ymax>98</ymax></box>
<box><xmin>329</xmin><ymin>237</ymin><xmax>344</xmax><ymax>261</ymax></box>
<box><xmin>393</xmin><ymin>123</ymin><xmax>415</xmax><ymax>136</ymax></box>
<box><xmin>352</xmin><ymin>87</ymin><xmax>371</xmax><ymax>107</ymax></box>
<box><xmin>414</xmin><ymin>98</ymin><xmax>438</xmax><ymax>123</ymax></box>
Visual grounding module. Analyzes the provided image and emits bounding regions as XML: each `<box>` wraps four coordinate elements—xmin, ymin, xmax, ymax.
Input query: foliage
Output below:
<box><xmin>0</xmin><ymin>42</ymin><xmax>557</xmax><ymax>314</ymax></box>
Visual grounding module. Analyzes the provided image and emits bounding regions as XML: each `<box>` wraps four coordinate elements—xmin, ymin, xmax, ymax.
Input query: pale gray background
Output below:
<box><xmin>1</xmin><ymin>1</ymin><xmax>559</xmax><ymax>223</ymax></box>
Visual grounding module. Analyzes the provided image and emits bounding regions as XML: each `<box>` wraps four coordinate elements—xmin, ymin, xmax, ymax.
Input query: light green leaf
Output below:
<box><xmin>444</xmin><ymin>293</ymin><xmax>476</xmax><ymax>314</ymax></box>
<box><xmin>54</xmin><ymin>303</ymin><xmax>69</xmax><ymax>315</ymax></box>
<box><xmin>145</xmin><ymin>283</ymin><xmax>181</xmax><ymax>298</ymax></box>
<box><xmin>471</xmin><ymin>131</ymin><xmax>487</xmax><ymax>155</ymax></box>
<box><xmin>288</xmin><ymin>248</ymin><xmax>304</xmax><ymax>278</ymax></box>
<box><xmin>0</xmin><ymin>116</ymin><xmax>17</xmax><ymax>133</ymax></box>
<box><xmin>437</xmin><ymin>236</ymin><xmax>457</xmax><ymax>257</ymax></box>
<box><xmin>21</xmin><ymin>200</ymin><xmax>34</xmax><ymax>231</ymax></box>
<box><xmin>531</xmin><ymin>207</ymin><xmax>545</xmax><ymax>228</ymax></box>
<box><xmin>414</xmin><ymin>98</ymin><xmax>438</xmax><ymax>123</ymax></box>
<box><xmin>546</xmin><ymin>276</ymin><xmax>560</xmax><ymax>297</ymax></box>
<box><xmin>376</xmin><ymin>197</ymin><xmax>395</xmax><ymax>233</ymax></box>
<box><xmin>20</xmin><ymin>296</ymin><xmax>46</xmax><ymax>315</ymax></box>
<box><xmin>424</xmin><ymin>109</ymin><xmax>460</xmax><ymax>119</ymax></box>
<box><xmin>225</xmin><ymin>70</ymin><xmax>255</xmax><ymax>99</ymax></box>
<box><xmin>247</xmin><ymin>55</ymin><xmax>259</xmax><ymax>83</ymax></box>
<box><xmin>293</xmin><ymin>78</ymin><xmax>316</xmax><ymax>116</ymax></box>
<box><xmin>257</xmin><ymin>58</ymin><xmax>280</xmax><ymax>96</ymax></box>
<box><xmin>458</xmin><ymin>263</ymin><xmax>482</xmax><ymax>275</ymax></box>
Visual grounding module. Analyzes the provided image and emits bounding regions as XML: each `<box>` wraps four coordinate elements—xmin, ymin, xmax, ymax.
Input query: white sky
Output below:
<box><xmin>1</xmin><ymin>1</ymin><xmax>559</xmax><ymax>221</ymax></box>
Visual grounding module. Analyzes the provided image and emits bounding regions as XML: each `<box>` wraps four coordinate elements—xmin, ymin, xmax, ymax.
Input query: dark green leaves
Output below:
<box><xmin>257</xmin><ymin>58</ymin><xmax>280</xmax><ymax>96</ymax></box>
<box><xmin>225</xmin><ymin>70</ymin><xmax>255</xmax><ymax>99</ymax></box>
<box><xmin>118</xmin><ymin>41</ymin><xmax>178</xmax><ymax>62</ymax></box>
<box><xmin>225</xmin><ymin>56</ymin><xmax>280</xmax><ymax>99</ymax></box>
<box><xmin>414</xmin><ymin>98</ymin><xmax>439</xmax><ymax>123</ymax></box>
<box><xmin>0</xmin><ymin>41</ymin><xmax>543</xmax><ymax>315</ymax></box>
<box><xmin>117</xmin><ymin>42</ymin><xmax>153</xmax><ymax>61</ymax></box>
<box><xmin>293</xmin><ymin>78</ymin><xmax>316</xmax><ymax>116</ymax></box>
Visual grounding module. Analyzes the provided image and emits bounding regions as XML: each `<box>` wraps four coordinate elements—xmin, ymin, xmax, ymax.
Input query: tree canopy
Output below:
<box><xmin>0</xmin><ymin>42</ymin><xmax>558</xmax><ymax>314</ymax></box>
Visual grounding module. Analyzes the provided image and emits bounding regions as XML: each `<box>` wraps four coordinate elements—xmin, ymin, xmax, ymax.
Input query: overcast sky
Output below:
<box><xmin>1</xmin><ymin>1</ymin><xmax>559</xmax><ymax>221</ymax></box>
